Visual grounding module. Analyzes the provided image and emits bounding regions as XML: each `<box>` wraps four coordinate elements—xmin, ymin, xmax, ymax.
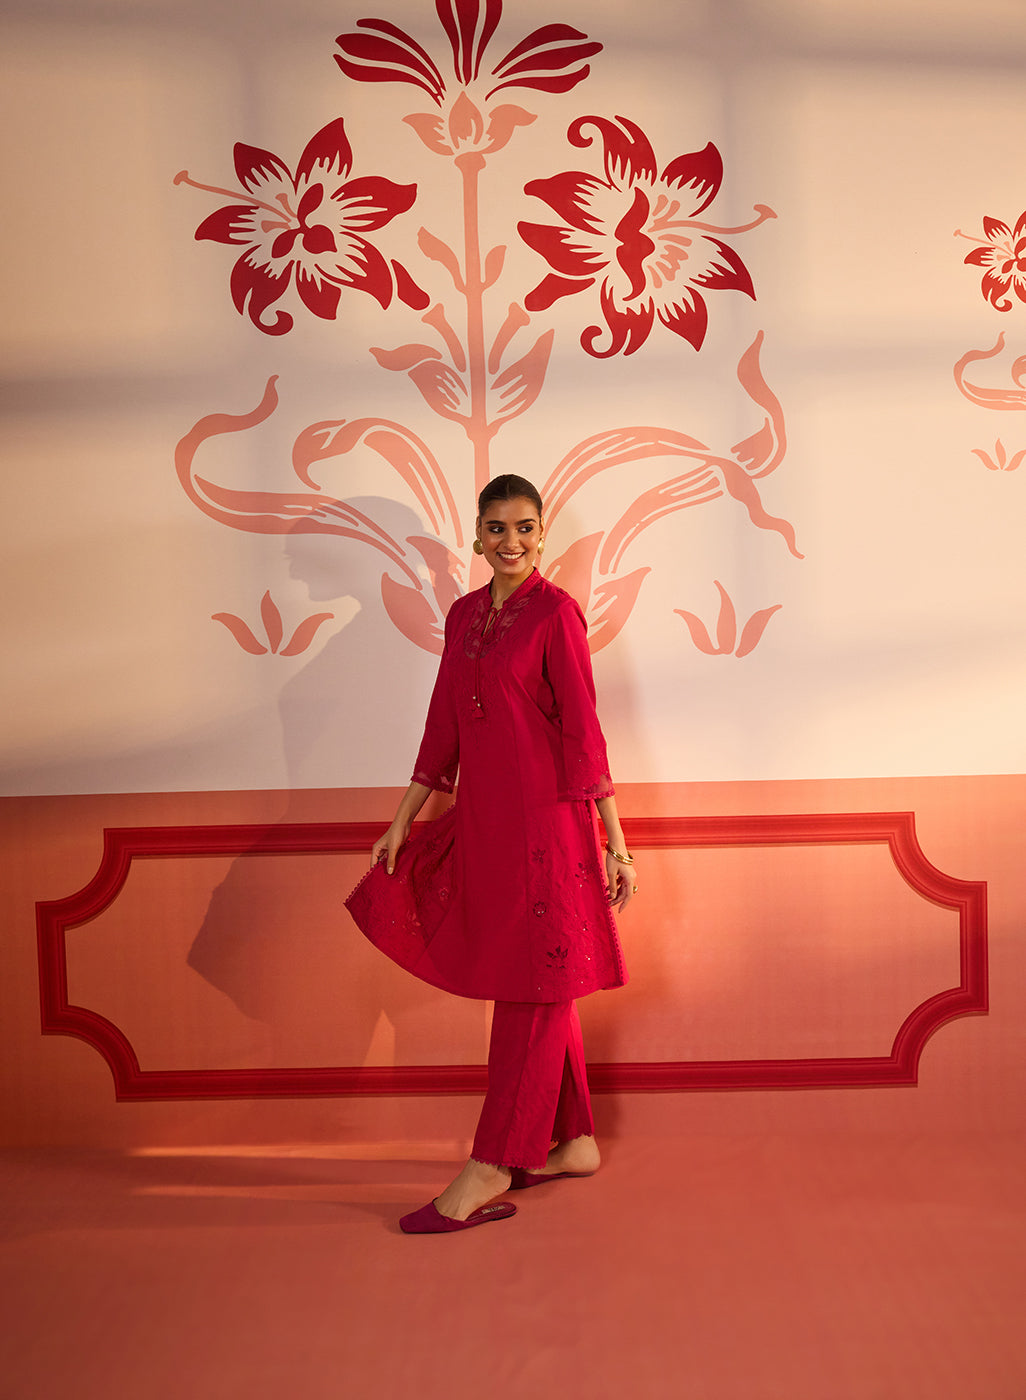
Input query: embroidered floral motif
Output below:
<box><xmin>531</xmin><ymin>847</ymin><xmax>547</xmax><ymax>865</ymax></box>
<box><xmin>533</xmin><ymin>901</ymin><xmax>547</xmax><ymax>916</ymax></box>
<box><xmin>546</xmin><ymin>944</ymin><xmax>569</xmax><ymax>968</ymax></box>
<box><xmin>462</xmin><ymin>573</ymin><xmax>541</xmax><ymax>660</ymax></box>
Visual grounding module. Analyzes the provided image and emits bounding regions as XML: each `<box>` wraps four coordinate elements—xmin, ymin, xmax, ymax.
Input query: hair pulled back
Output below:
<box><xmin>477</xmin><ymin>473</ymin><xmax>543</xmax><ymax>518</ymax></box>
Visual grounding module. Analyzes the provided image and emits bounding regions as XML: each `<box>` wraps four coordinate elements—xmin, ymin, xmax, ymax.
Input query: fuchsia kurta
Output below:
<box><xmin>345</xmin><ymin>569</ymin><xmax>627</xmax><ymax>1003</ymax></box>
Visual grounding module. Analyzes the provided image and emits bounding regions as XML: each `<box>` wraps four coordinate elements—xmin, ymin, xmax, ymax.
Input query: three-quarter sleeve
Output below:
<box><xmin>410</xmin><ymin>615</ymin><xmax>460</xmax><ymax>793</ymax></box>
<box><xmin>544</xmin><ymin>598</ymin><xmax>615</xmax><ymax>801</ymax></box>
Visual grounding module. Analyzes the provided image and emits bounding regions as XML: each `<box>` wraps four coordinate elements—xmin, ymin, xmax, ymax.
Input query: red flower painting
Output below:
<box><xmin>958</xmin><ymin>212</ymin><xmax>1026</xmax><ymax>312</ymax></box>
<box><xmin>183</xmin><ymin>119</ymin><xmax>427</xmax><ymax>335</ymax></box>
<box><xmin>335</xmin><ymin>1</ymin><xmax>600</xmax><ymax>104</ymax></box>
<box><xmin>518</xmin><ymin>115</ymin><xmax>772</xmax><ymax>356</ymax></box>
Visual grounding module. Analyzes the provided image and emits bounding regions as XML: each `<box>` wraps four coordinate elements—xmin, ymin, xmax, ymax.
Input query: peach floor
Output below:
<box><xmin>2</xmin><ymin>1117</ymin><xmax>1025</xmax><ymax>1400</ymax></box>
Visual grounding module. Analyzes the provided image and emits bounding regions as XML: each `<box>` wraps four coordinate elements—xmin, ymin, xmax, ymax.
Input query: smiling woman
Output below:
<box><xmin>345</xmin><ymin>472</ymin><xmax>636</xmax><ymax>1233</ymax></box>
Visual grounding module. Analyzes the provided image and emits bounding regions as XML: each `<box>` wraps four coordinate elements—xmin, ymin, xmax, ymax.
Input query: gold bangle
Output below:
<box><xmin>605</xmin><ymin>843</ymin><xmax>634</xmax><ymax>866</ymax></box>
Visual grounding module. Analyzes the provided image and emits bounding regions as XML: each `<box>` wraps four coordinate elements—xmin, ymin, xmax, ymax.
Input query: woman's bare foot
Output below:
<box><xmin>526</xmin><ymin>1134</ymin><xmax>601</xmax><ymax>1179</ymax></box>
<box><xmin>433</xmin><ymin>1158</ymin><xmax>512</xmax><ymax>1221</ymax></box>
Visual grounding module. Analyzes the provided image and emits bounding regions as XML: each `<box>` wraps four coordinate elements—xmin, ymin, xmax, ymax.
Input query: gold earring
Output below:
<box><xmin>473</xmin><ymin>539</ymin><xmax>484</xmax><ymax>555</ymax></box>
<box><xmin>538</xmin><ymin>537</ymin><xmax>545</xmax><ymax>555</ymax></box>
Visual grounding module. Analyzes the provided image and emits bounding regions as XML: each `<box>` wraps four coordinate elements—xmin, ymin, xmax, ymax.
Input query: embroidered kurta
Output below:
<box><xmin>345</xmin><ymin>569</ymin><xmax>628</xmax><ymax>1002</ymax></box>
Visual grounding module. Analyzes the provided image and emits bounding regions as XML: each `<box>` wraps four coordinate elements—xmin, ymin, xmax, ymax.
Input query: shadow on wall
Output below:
<box><xmin>187</xmin><ymin>496</ymin><xmax>465</xmax><ymax>1060</ymax></box>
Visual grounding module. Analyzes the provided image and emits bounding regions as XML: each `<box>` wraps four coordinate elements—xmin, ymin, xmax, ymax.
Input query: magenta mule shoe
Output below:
<box><xmin>508</xmin><ymin>1168</ymin><xmax>595</xmax><ymax>1191</ymax></box>
<box><xmin>399</xmin><ymin>1200</ymin><xmax>517</xmax><ymax>1233</ymax></box>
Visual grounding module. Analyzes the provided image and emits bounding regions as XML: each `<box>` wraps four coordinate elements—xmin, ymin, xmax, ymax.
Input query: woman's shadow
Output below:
<box><xmin>186</xmin><ymin>496</ymin><xmax>480</xmax><ymax>1068</ymax></box>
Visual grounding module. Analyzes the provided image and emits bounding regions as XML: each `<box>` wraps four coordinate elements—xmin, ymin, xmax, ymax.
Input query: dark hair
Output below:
<box><xmin>477</xmin><ymin>473</ymin><xmax>543</xmax><ymax>519</ymax></box>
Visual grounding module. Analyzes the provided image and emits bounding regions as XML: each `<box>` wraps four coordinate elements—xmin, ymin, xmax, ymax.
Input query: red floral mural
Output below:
<box><xmin>519</xmin><ymin>116</ymin><xmax>773</xmax><ymax>356</ymax></box>
<box><xmin>956</xmin><ymin>211</ymin><xmax>1026</xmax><ymax>312</ymax></box>
<box><xmin>176</xmin><ymin>120</ymin><xmax>427</xmax><ymax>335</ymax></box>
<box><xmin>176</xmin><ymin>0</ymin><xmax>796</xmax><ymax>656</ymax></box>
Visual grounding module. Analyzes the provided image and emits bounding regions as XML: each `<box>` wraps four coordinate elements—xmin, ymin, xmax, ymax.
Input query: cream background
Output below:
<box><xmin>2</xmin><ymin>0</ymin><xmax>1025</xmax><ymax>795</ymax></box>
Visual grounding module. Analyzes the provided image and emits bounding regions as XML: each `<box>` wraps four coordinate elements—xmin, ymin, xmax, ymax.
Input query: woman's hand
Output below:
<box><xmin>368</xmin><ymin>781</ymin><xmax>432</xmax><ymax>875</ymax></box>
<box><xmin>370</xmin><ymin>818</ymin><xmax>411</xmax><ymax>875</ymax></box>
<box><xmin>605</xmin><ymin>849</ymin><xmax>637</xmax><ymax>912</ymax></box>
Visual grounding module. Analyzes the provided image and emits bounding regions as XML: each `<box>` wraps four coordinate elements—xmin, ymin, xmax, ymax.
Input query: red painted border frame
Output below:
<box><xmin>36</xmin><ymin>813</ymin><xmax>988</xmax><ymax>1099</ymax></box>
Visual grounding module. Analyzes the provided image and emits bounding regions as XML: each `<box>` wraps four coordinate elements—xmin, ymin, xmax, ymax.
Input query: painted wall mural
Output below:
<box><xmin>174</xmin><ymin>0</ymin><xmax>797</xmax><ymax>663</ymax></box>
<box><xmin>4</xmin><ymin>0</ymin><xmax>1026</xmax><ymax>796</ymax></box>
<box><xmin>954</xmin><ymin>211</ymin><xmax>1026</xmax><ymax>473</ymax></box>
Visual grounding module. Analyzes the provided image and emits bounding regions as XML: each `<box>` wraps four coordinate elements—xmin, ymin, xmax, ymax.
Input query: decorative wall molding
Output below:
<box><xmin>36</xmin><ymin>812</ymin><xmax>988</xmax><ymax>1100</ymax></box>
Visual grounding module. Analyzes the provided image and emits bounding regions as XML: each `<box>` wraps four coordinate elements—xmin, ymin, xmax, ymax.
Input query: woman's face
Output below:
<box><xmin>476</xmin><ymin>496</ymin><xmax>543</xmax><ymax>590</ymax></box>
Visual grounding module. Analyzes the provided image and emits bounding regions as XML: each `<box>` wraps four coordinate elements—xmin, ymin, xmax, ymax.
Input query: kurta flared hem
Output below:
<box><xmin>343</xmin><ymin>571</ymin><xmax>628</xmax><ymax>1003</ymax></box>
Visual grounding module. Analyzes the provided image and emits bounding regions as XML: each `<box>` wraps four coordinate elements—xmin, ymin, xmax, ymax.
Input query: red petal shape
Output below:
<box><xmin>295</xmin><ymin>266</ymin><xmax>343</xmax><ymax>320</ymax></box>
<box><xmin>524</xmin><ymin>272</ymin><xmax>593</xmax><ymax>311</ymax></box>
<box><xmin>569</xmin><ymin>115</ymin><xmax>657</xmax><ymax>189</ymax></box>
<box><xmin>660</xmin><ymin>142</ymin><xmax>723</xmax><ymax>216</ymax></box>
<box><xmin>524</xmin><ymin>172</ymin><xmax>606</xmax><ymax>232</ymax></box>
<box><xmin>982</xmin><ymin>270</ymin><xmax>1014</xmax><ymax>311</ymax></box>
<box><xmin>490</xmin><ymin>26</ymin><xmax>602</xmax><ymax>78</ymax></box>
<box><xmin>195</xmin><ymin>205</ymin><xmax>257</xmax><ymax>246</ymax></box>
<box><xmin>1014</xmin><ymin>211</ymin><xmax>1026</xmax><ymax>239</ymax></box>
<box><xmin>963</xmin><ymin>247</ymin><xmax>993</xmax><ymax>267</ymax></box>
<box><xmin>489</xmin><ymin>68</ymin><xmax>594</xmax><ymax>97</ymax></box>
<box><xmin>211</xmin><ymin>614</ymin><xmax>269</xmax><ymax>655</ymax></box>
<box><xmin>297</xmin><ymin>183</ymin><xmax>325</xmax><ymax>223</ymax></box>
<box><xmin>334</xmin><ymin>237</ymin><xmax>394</xmax><ymax>308</ymax></box>
<box><xmin>491</xmin><ymin>22</ymin><xmax>596</xmax><ymax>73</ymax></box>
<box><xmin>230</xmin><ymin>253</ymin><xmax>294</xmax><ymax>335</ymax></box>
<box><xmin>613</xmin><ymin>186</ymin><xmax>655</xmax><ymax>300</ymax></box>
<box><xmin>280</xmin><ymin>612</ymin><xmax>336</xmax><ymax>656</ymax></box>
<box><xmin>437</xmin><ymin>0</ymin><xmax>502</xmax><ymax>84</ymax></box>
<box><xmin>693</xmin><ymin>237</ymin><xmax>756</xmax><ymax>298</ymax></box>
<box><xmin>296</xmin><ymin>119</ymin><xmax>352</xmax><ymax>187</ymax></box>
<box><xmin>334</xmin><ymin>22</ymin><xmax>445</xmax><ymax>103</ymax></box>
<box><xmin>234</xmin><ymin>142</ymin><xmax>293</xmax><ymax>194</ymax></box>
<box><xmin>332</xmin><ymin>175</ymin><xmax>417</xmax><ymax>230</ymax></box>
<box><xmin>982</xmin><ymin>216</ymin><xmax>1011</xmax><ymax>240</ymax></box>
<box><xmin>518</xmin><ymin>219</ymin><xmax>605</xmax><ymax>277</ymax></box>
<box><xmin>657</xmin><ymin>288</ymin><xmax>709</xmax><ymax>352</ymax></box>
<box><xmin>583</xmin><ymin>284</ymin><xmax>653</xmax><ymax>357</ymax></box>
<box><xmin>391</xmin><ymin>259</ymin><xmax>430</xmax><ymax>310</ymax></box>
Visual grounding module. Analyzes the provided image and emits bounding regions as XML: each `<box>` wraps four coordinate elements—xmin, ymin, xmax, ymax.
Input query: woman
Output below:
<box><xmin>345</xmin><ymin>474</ymin><xmax>635</xmax><ymax>1233</ymax></box>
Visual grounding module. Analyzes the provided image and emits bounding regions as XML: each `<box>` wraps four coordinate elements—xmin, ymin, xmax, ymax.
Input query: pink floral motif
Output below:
<box><xmin>175</xmin><ymin>119</ymin><xmax>427</xmax><ymax>335</ymax></box>
<box><xmin>675</xmin><ymin>581</ymin><xmax>781</xmax><ymax>658</ymax></box>
<box><xmin>212</xmin><ymin>592</ymin><xmax>335</xmax><ymax>656</ymax></box>
<box><xmin>518</xmin><ymin>116</ymin><xmax>775</xmax><ymax>356</ymax></box>
<box><xmin>953</xmin><ymin>334</ymin><xmax>1026</xmax><ymax>409</ymax></box>
<box><xmin>971</xmin><ymin>440</ymin><xmax>1025</xmax><ymax>472</ymax></box>
<box><xmin>956</xmin><ymin>212</ymin><xmax>1026</xmax><ymax>312</ymax></box>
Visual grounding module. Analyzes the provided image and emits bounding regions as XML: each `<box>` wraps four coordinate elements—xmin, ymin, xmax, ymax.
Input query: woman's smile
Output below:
<box><xmin>476</xmin><ymin>496</ymin><xmax>543</xmax><ymax>601</ymax></box>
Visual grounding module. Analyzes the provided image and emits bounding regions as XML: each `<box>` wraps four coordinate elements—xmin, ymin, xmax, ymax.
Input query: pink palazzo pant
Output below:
<box><xmin>471</xmin><ymin>1000</ymin><xmax>595</xmax><ymax>1170</ymax></box>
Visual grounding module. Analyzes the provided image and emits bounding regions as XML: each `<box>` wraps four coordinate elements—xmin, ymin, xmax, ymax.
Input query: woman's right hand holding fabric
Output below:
<box><xmin>369</xmin><ymin>781</ymin><xmax>433</xmax><ymax>875</ymax></box>
<box><xmin>370</xmin><ymin>819</ymin><xmax>410</xmax><ymax>875</ymax></box>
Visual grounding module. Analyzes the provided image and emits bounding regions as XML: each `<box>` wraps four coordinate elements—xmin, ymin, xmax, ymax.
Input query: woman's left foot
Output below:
<box><xmin>431</xmin><ymin>1158</ymin><xmax>512</xmax><ymax>1222</ymax></box>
